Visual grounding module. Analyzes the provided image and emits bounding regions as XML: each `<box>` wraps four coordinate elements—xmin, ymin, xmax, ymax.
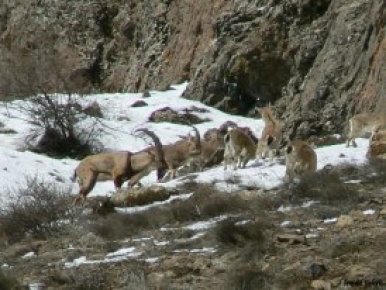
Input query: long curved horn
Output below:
<box><xmin>191</xmin><ymin>126</ymin><xmax>201</xmax><ymax>154</ymax></box>
<box><xmin>136</xmin><ymin>129</ymin><xmax>165</xmax><ymax>164</ymax></box>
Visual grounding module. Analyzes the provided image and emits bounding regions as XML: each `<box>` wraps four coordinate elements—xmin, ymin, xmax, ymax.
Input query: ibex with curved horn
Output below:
<box><xmin>156</xmin><ymin>126</ymin><xmax>202</xmax><ymax>180</ymax></box>
<box><xmin>71</xmin><ymin>128</ymin><xmax>164</xmax><ymax>204</ymax></box>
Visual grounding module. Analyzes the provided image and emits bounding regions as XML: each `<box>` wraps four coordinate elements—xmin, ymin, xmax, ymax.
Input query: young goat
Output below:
<box><xmin>369</xmin><ymin>127</ymin><xmax>386</xmax><ymax>143</ymax></box>
<box><xmin>223</xmin><ymin>128</ymin><xmax>257</xmax><ymax>170</ymax></box>
<box><xmin>366</xmin><ymin>128</ymin><xmax>386</xmax><ymax>159</ymax></box>
<box><xmin>284</xmin><ymin>140</ymin><xmax>317</xmax><ymax>183</ymax></box>
<box><xmin>256</xmin><ymin>106</ymin><xmax>283</xmax><ymax>161</ymax></box>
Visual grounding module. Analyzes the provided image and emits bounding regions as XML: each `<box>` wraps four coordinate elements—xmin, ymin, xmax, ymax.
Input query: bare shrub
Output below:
<box><xmin>71</xmin><ymin>266</ymin><xmax>109</xmax><ymax>290</ymax></box>
<box><xmin>172</xmin><ymin>182</ymin><xmax>249</xmax><ymax>221</ymax></box>
<box><xmin>271</xmin><ymin>269</ymin><xmax>312</xmax><ymax>290</ymax></box>
<box><xmin>88</xmin><ymin>211</ymin><xmax>158</xmax><ymax>240</ymax></box>
<box><xmin>223</xmin><ymin>269</ymin><xmax>270</xmax><ymax>290</ymax></box>
<box><xmin>0</xmin><ymin>48</ymin><xmax>104</xmax><ymax>159</ymax></box>
<box><xmin>20</xmin><ymin>93</ymin><xmax>104</xmax><ymax>159</ymax></box>
<box><xmin>287</xmin><ymin>167</ymin><xmax>361</xmax><ymax>206</ymax></box>
<box><xmin>323</xmin><ymin>232</ymin><xmax>386</xmax><ymax>261</ymax></box>
<box><xmin>89</xmin><ymin>183</ymin><xmax>250</xmax><ymax>241</ymax></box>
<box><xmin>215</xmin><ymin>217</ymin><xmax>274</xmax><ymax>253</ymax></box>
<box><xmin>362</xmin><ymin>158</ymin><xmax>386</xmax><ymax>184</ymax></box>
<box><xmin>0</xmin><ymin>269</ymin><xmax>22</xmax><ymax>290</ymax></box>
<box><xmin>0</xmin><ymin>176</ymin><xmax>78</xmax><ymax>243</ymax></box>
<box><xmin>218</xmin><ymin>216</ymin><xmax>277</xmax><ymax>290</ymax></box>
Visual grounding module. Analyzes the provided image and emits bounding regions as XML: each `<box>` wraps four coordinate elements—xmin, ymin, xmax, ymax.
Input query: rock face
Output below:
<box><xmin>0</xmin><ymin>0</ymin><xmax>385</xmax><ymax>138</ymax></box>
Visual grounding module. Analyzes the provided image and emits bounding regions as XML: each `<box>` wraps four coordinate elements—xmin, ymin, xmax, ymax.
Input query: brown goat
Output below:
<box><xmin>223</xmin><ymin>128</ymin><xmax>257</xmax><ymax>170</ymax></box>
<box><xmin>256</xmin><ymin>106</ymin><xmax>283</xmax><ymax>161</ymax></box>
<box><xmin>284</xmin><ymin>140</ymin><xmax>317</xmax><ymax>182</ymax></box>
<box><xmin>154</xmin><ymin>126</ymin><xmax>202</xmax><ymax>181</ymax></box>
<box><xmin>346</xmin><ymin>113</ymin><xmax>386</xmax><ymax>147</ymax></box>
<box><xmin>71</xmin><ymin>129</ymin><xmax>164</xmax><ymax>204</ymax></box>
<box><xmin>189</xmin><ymin>128</ymin><xmax>225</xmax><ymax>171</ymax></box>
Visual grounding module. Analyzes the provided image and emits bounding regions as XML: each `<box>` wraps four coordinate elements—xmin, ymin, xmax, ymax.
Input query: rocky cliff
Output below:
<box><xmin>0</xmin><ymin>0</ymin><xmax>385</xmax><ymax>138</ymax></box>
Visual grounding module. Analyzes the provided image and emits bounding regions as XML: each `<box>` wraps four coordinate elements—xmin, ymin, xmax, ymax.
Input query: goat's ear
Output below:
<box><xmin>286</xmin><ymin>145</ymin><xmax>293</xmax><ymax>154</ymax></box>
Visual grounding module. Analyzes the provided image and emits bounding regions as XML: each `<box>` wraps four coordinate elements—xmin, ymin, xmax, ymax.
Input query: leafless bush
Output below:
<box><xmin>361</xmin><ymin>158</ymin><xmax>386</xmax><ymax>184</ymax></box>
<box><xmin>223</xmin><ymin>269</ymin><xmax>270</xmax><ymax>290</ymax></box>
<box><xmin>171</xmin><ymin>182</ymin><xmax>249</xmax><ymax>221</ymax></box>
<box><xmin>215</xmin><ymin>217</ymin><xmax>274</xmax><ymax>253</ymax></box>
<box><xmin>0</xmin><ymin>269</ymin><xmax>22</xmax><ymax>290</ymax></box>
<box><xmin>286</xmin><ymin>168</ymin><xmax>361</xmax><ymax>206</ymax></box>
<box><xmin>0</xmin><ymin>176</ymin><xmax>78</xmax><ymax>243</ymax></box>
<box><xmin>271</xmin><ymin>269</ymin><xmax>312</xmax><ymax>290</ymax></box>
<box><xmin>71</xmin><ymin>266</ymin><xmax>109</xmax><ymax>290</ymax></box>
<box><xmin>0</xmin><ymin>48</ymin><xmax>104</xmax><ymax>158</ymax></box>
<box><xmin>20</xmin><ymin>93</ymin><xmax>104</xmax><ymax>159</ymax></box>
<box><xmin>89</xmin><ymin>183</ymin><xmax>250</xmax><ymax>241</ymax></box>
<box><xmin>218</xmin><ymin>216</ymin><xmax>277</xmax><ymax>290</ymax></box>
<box><xmin>88</xmin><ymin>211</ymin><xmax>159</xmax><ymax>240</ymax></box>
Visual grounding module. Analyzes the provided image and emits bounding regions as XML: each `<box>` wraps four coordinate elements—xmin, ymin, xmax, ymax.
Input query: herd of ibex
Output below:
<box><xmin>71</xmin><ymin>104</ymin><xmax>386</xmax><ymax>205</ymax></box>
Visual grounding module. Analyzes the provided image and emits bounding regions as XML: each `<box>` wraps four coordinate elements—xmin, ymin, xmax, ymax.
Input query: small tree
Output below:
<box><xmin>0</xmin><ymin>46</ymin><xmax>104</xmax><ymax>158</ymax></box>
<box><xmin>22</xmin><ymin>93</ymin><xmax>103</xmax><ymax>159</ymax></box>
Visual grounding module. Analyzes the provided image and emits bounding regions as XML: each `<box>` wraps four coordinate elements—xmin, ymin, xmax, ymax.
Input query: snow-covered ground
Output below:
<box><xmin>0</xmin><ymin>82</ymin><xmax>369</xmax><ymax>204</ymax></box>
<box><xmin>0</xmin><ymin>82</ymin><xmax>374</xmax><ymax>271</ymax></box>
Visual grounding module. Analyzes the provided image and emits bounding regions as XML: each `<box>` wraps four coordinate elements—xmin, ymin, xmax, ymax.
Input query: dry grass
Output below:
<box><xmin>361</xmin><ymin>158</ymin><xmax>386</xmax><ymax>184</ymax></box>
<box><xmin>0</xmin><ymin>269</ymin><xmax>22</xmax><ymax>290</ymax></box>
<box><xmin>271</xmin><ymin>269</ymin><xmax>312</xmax><ymax>290</ymax></box>
<box><xmin>284</xmin><ymin>166</ymin><xmax>361</xmax><ymax>206</ymax></box>
<box><xmin>0</xmin><ymin>176</ymin><xmax>78</xmax><ymax>243</ymax></box>
<box><xmin>88</xmin><ymin>183</ymin><xmax>250</xmax><ymax>241</ymax></box>
<box><xmin>68</xmin><ymin>266</ymin><xmax>109</xmax><ymax>290</ymax></box>
<box><xmin>223</xmin><ymin>269</ymin><xmax>270</xmax><ymax>290</ymax></box>
<box><xmin>87</xmin><ymin>210</ymin><xmax>163</xmax><ymax>240</ymax></box>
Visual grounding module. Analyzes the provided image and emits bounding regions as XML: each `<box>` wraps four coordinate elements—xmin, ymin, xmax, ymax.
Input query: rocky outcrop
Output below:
<box><xmin>0</xmin><ymin>0</ymin><xmax>385</xmax><ymax>138</ymax></box>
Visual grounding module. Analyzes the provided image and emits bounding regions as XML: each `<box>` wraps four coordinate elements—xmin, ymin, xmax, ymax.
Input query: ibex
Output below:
<box><xmin>369</xmin><ymin>128</ymin><xmax>386</xmax><ymax>143</ymax></box>
<box><xmin>223</xmin><ymin>128</ymin><xmax>258</xmax><ymax>170</ymax></box>
<box><xmin>366</xmin><ymin>128</ymin><xmax>386</xmax><ymax>159</ymax></box>
<box><xmin>366</xmin><ymin>141</ymin><xmax>386</xmax><ymax>159</ymax></box>
<box><xmin>256</xmin><ymin>106</ymin><xmax>283</xmax><ymax>161</ymax></box>
<box><xmin>284</xmin><ymin>140</ymin><xmax>317</xmax><ymax>183</ymax></box>
<box><xmin>346</xmin><ymin>113</ymin><xmax>386</xmax><ymax>147</ymax></box>
<box><xmin>156</xmin><ymin>126</ymin><xmax>202</xmax><ymax>181</ymax></box>
<box><xmin>189</xmin><ymin>128</ymin><xmax>225</xmax><ymax>171</ymax></box>
<box><xmin>71</xmin><ymin>129</ymin><xmax>164</xmax><ymax>204</ymax></box>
